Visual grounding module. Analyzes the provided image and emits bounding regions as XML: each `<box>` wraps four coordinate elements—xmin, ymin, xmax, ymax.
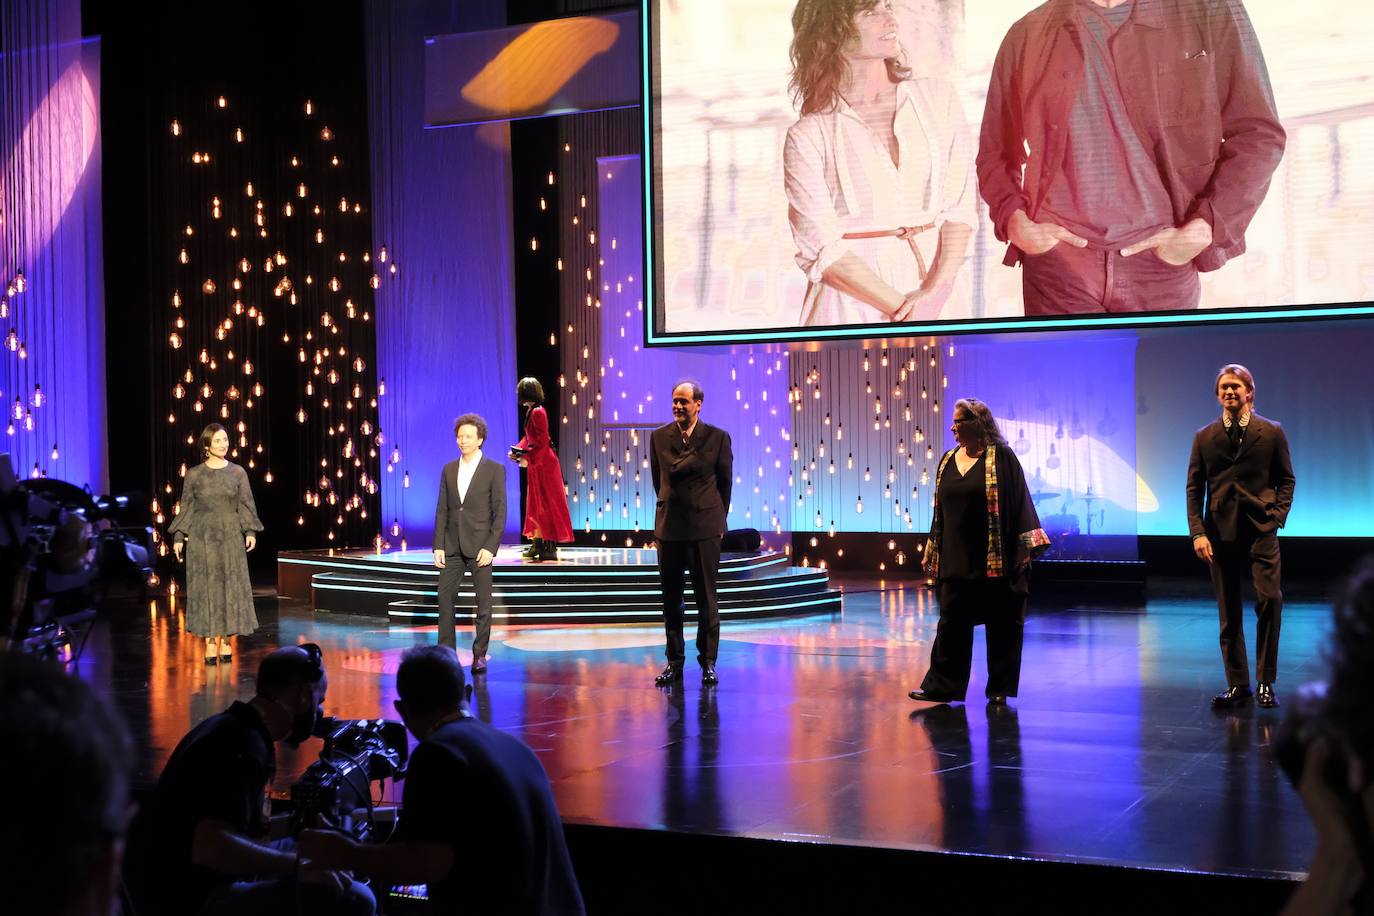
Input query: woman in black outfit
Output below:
<box><xmin>909</xmin><ymin>398</ymin><xmax>1049</xmax><ymax>706</ymax></box>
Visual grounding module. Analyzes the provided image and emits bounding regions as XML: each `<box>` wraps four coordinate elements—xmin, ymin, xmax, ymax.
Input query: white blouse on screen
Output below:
<box><xmin>784</xmin><ymin>77</ymin><xmax>976</xmax><ymax>327</ymax></box>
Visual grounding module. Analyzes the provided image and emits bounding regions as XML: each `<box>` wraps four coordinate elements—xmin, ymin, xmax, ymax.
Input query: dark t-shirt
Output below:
<box><xmin>142</xmin><ymin>701</ymin><xmax>275</xmax><ymax>911</ymax></box>
<box><xmin>401</xmin><ymin>717</ymin><xmax>584</xmax><ymax>915</ymax></box>
<box><xmin>938</xmin><ymin>453</ymin><xmax>988</xmax><ymax>580</ymax></box>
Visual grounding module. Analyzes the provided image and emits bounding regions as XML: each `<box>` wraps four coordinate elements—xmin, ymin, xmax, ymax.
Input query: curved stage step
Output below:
<box><xmin>277</xmin><ymin>546</ymin><xmax>843</xmax><ymax>625</ymax></box>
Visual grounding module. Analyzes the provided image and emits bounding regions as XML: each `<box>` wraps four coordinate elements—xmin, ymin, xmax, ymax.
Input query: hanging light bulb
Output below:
<box><xmin>31</xmin><ymin>385</ymin><xmax>44</xmax><ymax>408</ymax></box>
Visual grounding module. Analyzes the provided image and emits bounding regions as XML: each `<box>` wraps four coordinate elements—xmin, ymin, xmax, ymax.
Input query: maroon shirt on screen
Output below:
<box><xmin>977</xmin><ymin>0</ymin><xmax>1286</xmax><ymax>271</ymax></box>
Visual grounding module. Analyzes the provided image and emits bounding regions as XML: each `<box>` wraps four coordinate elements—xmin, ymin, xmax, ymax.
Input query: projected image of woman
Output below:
<box><xmin>785</xmin><ymin>0</ymin><xmax>976</xmax><ymax>327</ymax></box>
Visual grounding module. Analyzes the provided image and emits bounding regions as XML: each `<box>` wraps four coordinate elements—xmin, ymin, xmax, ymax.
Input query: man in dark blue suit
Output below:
<box><xmin>650</xmin><ymin>381</ymin><xmax>732</xmax><ymax>686</ymax></box>
<box><xmin>433</xmin><ymin>413</ymin><xmax>506</xmax><ymax>672</ymax></box>
<box><xmin>1187</xmin><ymin>364</ymin><xmax>1295</xmax><ymax>710</ymax></box>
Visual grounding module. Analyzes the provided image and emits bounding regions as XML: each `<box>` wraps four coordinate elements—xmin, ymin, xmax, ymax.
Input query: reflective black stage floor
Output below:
<box><xmin>87</xmin><ymin>575</ymin><xmax>1323</xmax><ymax>907</ymax></box>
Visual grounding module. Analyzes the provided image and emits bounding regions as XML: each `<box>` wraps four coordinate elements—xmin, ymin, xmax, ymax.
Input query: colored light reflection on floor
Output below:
<box><xmin>95</xmin><ymin>579</ymin><xmax>1323</xmax><ymax>880</ymax></box>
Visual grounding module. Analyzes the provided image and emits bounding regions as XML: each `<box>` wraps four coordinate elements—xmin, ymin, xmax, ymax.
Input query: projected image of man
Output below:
<box><xmin>977</xmin><ymin>0</ymin><xmax>1285</xmax><ymax>315</ymax></box>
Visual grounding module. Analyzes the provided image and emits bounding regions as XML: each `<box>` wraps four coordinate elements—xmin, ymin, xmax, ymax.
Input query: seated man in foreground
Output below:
<box><xmin>301</xmin><ymin>644</ymin><xmax>585</xmax><ymax>915</ymax></box>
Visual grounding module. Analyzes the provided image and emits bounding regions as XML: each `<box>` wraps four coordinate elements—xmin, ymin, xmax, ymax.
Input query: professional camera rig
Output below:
<box><xmin>0</xmin><ymin>453</ymin><xmax>152</xmax><ymax>662</ymax></box>
<box><xmin>290</xmin><ymin>716</ymin><xmax>410</xmax><ymax>841</ymax></box>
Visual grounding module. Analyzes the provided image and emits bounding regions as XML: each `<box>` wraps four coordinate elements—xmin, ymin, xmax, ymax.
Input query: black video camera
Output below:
<box><xmin>0</xmin><ymin>454</ymin><xmax>152</xmax><ymax>661</ymax></box>
<box><xmin>290</xmin><ymin>716</ymin><xmax>409</xmax><ymax>841</ymax></box>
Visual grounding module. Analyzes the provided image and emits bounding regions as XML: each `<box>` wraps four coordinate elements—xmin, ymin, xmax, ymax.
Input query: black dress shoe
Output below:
<box><xmin>987</xmin><ymin>694</ymin><xmax>1007</xmax><ymax>706</ymax></box>
<box><xmin>1210</xmin><ymin>685</ymin><xmax>1253</xmax><ymax>709</ymax></box>
<box><xmin>1256</xmin><ymin>683</ymin><xmax>1280</xmax><ymax>708</ymax></box>
<box><xmin>702</xmin><ymin>665</ymin><xmax>718</xmax><ymax>686</ymax></box>
<box><xmin>654</xmin><ymin>663</ymin><xmax>683</xmax><ymax>686</ymax></box>
<box><xmin>907</xmin><ymin>689</ymin><xmax>958</xmax><ymax>704</ymax></box>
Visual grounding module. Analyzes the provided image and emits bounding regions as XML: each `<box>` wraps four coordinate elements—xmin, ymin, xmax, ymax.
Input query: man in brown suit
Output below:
<box><xmin>650</xmin><ymin>381</ymin><xmax>733</xmax><ymax>686</ymax></box>
<box><xmin>1186</xmin><ymin>364</ymin><xmax>1295</xmax><ymax>709</ymax></box>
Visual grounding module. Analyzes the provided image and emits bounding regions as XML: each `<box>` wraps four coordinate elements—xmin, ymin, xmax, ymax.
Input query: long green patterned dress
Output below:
<box><xmin>167</xmin><ymin>462</ymin><xmax>264</xmax><ymax>636</ymax></box>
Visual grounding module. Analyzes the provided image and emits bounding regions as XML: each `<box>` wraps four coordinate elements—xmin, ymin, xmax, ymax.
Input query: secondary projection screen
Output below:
<box><xmin>644</xmin><ymin>0</ymin><xmax>1374</xmax><ymax>344</ymax></box>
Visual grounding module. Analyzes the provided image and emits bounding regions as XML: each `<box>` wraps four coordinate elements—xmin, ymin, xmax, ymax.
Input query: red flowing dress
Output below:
<box><xmin>518</xmin><ymin>405</ymin><xmax>574</xmax><ymax>542</ymax></box>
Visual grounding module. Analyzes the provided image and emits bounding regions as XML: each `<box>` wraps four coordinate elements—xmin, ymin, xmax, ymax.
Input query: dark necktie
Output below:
<box><xmin>1226</xmin><ymin>422</ymin><xmax>1242</xmax><ymax>453</ymax></box>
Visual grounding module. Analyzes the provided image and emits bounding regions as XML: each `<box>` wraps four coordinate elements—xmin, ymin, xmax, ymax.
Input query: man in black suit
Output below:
<box><xmin>1187</xmin><ymin>364</ymin><xmax>1295</xmax><ymax>710</ymax></box>
<box><xmin>651</xmin><ymin>381</ymin><xmax>733</xmax><ymax>686</ymax></box>
<box><xmin>433</xmin><ymin>413</ymin><xmax>507</xmax><ymax>673</ymax></box>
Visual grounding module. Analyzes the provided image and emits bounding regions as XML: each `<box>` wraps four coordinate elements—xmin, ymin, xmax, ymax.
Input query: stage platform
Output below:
<box><xmin>277</xmin><ymin>546</ymin><xmax>843</xmax><ymax>624</ymax></box>
<box><xmin>94</xmin><ymin>574</ymin><xmax>1324</xmax><ymax>913</ymax></box>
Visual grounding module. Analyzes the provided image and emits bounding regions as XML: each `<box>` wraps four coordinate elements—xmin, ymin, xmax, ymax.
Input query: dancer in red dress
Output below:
<box><xmin>511</xmin><ymin>378</ymin><xmax>573</xmax><ymax>561</ymax></box>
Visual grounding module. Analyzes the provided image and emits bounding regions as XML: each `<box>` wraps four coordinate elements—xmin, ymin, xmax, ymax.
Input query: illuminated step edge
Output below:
<box><xmin>278</xmin><ymin>549</ymin><xmax>791</xmax><ymax>579</ymax></box>
<box><xmin>285</xmin><ymin>548</ymin><xmax>841</xmax><ymax>623</ymax></box>
<box><xmin>308</xmin><ymin>566</ymin><xmax>829</xmax><ymax>597</ymax></box>
<box><xmin>383</xmin><ymin>592</ymin><xmax>845</xmax><ymax>622</ymax></box>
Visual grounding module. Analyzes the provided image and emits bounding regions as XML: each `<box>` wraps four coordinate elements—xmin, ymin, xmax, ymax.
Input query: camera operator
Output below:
<box><xmin>138</xmin><ymin>644</ymin><xmax>375</xmax><ymax>916</ymax></box>
<box><xmin>0</xmin><ymin>653</ymin><xmax>133</xmax><ymax>916</ymax></box>
<box><xmin>300</xmin><ymin>644</ymin><xmax>585</xmax><ymax>915</ymax></box>
<box><xmin>1280</xmin><ymin>560</ymin><xmax>1374</xmax><ymax>915</ymax></box>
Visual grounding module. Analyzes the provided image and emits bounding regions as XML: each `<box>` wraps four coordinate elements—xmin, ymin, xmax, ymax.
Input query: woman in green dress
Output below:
<box><xmin>169</xmin><ymin>423</ymin><xmax>263</xmax><ymax>663</ymax></box>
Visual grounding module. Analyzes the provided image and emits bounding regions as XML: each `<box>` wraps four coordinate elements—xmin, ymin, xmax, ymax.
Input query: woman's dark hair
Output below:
<box><xmin>1323</xmin><ymin>558</ymin><xmax>1374</xmax><ymax>771</ymax></box>
<box><xmin>789</xmin><ymin>0</ymin><xmax>909</xmax><ymax>116</ymax></box>
<box><xmin>953</xmin><ymin>397</ymin><xmax>1008</xmax><ymax>449</ymax></box>
<box><xmin>517</xmin><ymin>377</ymin><xmax>545</xmax><ymax>405</ymax></box>
<box><xmin>198</xmin><ymin>422</ymin><xmax>228</xmax><ymax>459</ymax></box>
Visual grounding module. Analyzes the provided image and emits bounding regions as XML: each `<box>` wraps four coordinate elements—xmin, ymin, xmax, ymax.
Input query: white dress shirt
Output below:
<box><xmin>457</xmin><ymin>450</ymin><xmax>483</xmax><ymax>502</ymax></box>
<box><xmin>784</xmin><ymin>77</ymin><xmax>978</xmax><ymax>326</ymax></box>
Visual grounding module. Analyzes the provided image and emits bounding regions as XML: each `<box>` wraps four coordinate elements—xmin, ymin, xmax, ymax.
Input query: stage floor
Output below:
<box><xmin>90</xmin><ymin>575</ymin><xmax>1321</xmax><ymax>883</ymax></box>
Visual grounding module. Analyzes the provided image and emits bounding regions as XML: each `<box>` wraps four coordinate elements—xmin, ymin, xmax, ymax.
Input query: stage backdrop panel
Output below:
<box><xmin>0</xmin><ymin>21</ymin><xmax>106</xmax><ymax>491</ymax></box>
<box><xmin>424</xmin><ymin>10</ymin><xmax>640</xmax><ymax>127</ymax></box>
<box><xmin>1134</xmin><ymin>321</ymin><xmax>1374</xmax><ymax>538</ymax></box>
<box><xmin>943</xmin><ymin>335</ymin><xmax>1140</xmax><ymax>559</ymax></box>
<box><xmin>367</xmin><ymin>0</ymin><xmax>521</xmax><ymax>547</ymax></box>
<box><xmin>645</xmin><ymin>0</ymin><xmax>1374</xmax><ymax>343</ymax></box>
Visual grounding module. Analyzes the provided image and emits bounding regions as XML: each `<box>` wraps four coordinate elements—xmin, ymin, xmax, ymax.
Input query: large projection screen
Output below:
<box><xmin>644</xmin><ymin>0</ymin><xmax>1374</xmax><ymax>345</ymax></box>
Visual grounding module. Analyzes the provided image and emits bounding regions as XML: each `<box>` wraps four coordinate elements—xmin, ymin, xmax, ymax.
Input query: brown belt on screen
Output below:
<box><xmin>842</xmin><ymin>222</ymin><xmax>937</xmax><ymax>283</ymax></box>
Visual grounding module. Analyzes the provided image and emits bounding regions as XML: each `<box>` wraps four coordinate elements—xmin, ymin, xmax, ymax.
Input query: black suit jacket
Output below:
<box><xmin>650</xmin><ymin>420</ymin><xmax>732</xmax><ymax>542</ymax></box>
<box><xmin>433</xmin><ymin>456</ymin><xmax>507</xmax><ymax>557</ymax></box>
<box><xmin>1186</xmin><ymin>413</ymin><xmax>1295</xmax><ymax>542</ymax></box>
